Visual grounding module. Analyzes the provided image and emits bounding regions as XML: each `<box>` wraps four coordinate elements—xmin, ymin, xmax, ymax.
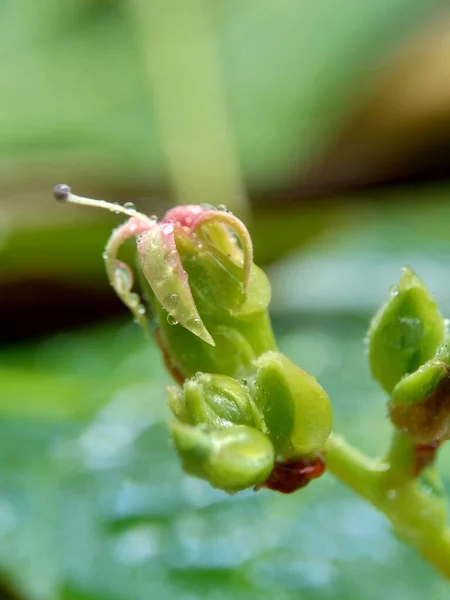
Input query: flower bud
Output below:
<box><xmin>253</xmin><ymin>351</ymin><xmax>332</xmax><ymax>458</ymax></box>
<box><xmin>170</xmin><ymin>423</ymin><xmax>275</xmax><ymax>493</ymax></box>
<box><xmin>53</xmin><ymin>190</ymin><xmax>276</xmax><ymax>385</ymax></box>
<box><xmin>367</xmin><ymin>268</ymin><xmax>446</xmax><ymax>394</ymax></box>
<box><xmin>168</xmin><ymin>373</ymin><xmax>259</xmax><ymax>429</ymax></box>
<box><xmin>389</xmin><ymin>344</ymin><xmax>450</xmax><ymax>444</ymax></box>
<box><xmin>139</xmin><ymin>206</ymin><xmax>276</xmax><ymax>382</ymax></box>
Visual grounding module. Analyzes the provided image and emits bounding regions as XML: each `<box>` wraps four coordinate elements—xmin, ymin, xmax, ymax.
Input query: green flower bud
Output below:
<box><xmin>389</xmin><ymin>344</ymin><xmax>450</xmax><ymax>444</ymax></box>
<box><xmin>253</xmin><ymin>351</ymin><xmax>332</xmax><ymax>458</ymax></box>
<box><xmin>53</xmin><ymin>190</ymin><xmax>276</xmax><ymax>384</ymax></box>
<box><xmin>170</xmin><ymin>423</ymin><xmax>275</xmax><ymax>493</ymax></box>
<box><xmin>143</xmin><ymin>213</ymin><xmax>276</xmax><ymax>382</ymax></box>
<box><xmin>367</xmin><ymin>268</ymin><xmax>446</xmax><ymax>394</ymax></box>
<box><xmin>168</xmin><ymin>373</ymin><xmax>259</xmax><ymax>429</ymax></box>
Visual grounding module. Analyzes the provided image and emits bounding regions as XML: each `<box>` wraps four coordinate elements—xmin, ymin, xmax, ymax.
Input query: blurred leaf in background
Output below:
<box><xmin>1</xmin><ymin>0</ymin><xmax>448</xmax><ymax>300</ymax></box>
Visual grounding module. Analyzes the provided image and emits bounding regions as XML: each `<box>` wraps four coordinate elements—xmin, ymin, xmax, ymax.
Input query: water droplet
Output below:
<box><xmin>389</xmin><ymin>285</ymin><xmax>399</xmax><ymax>297</ymax></box>
<box><xmin>167</xmin><ymin>314</ymin><xmax>178</xmax><ymax>326</ymax></box>
<box><xmin>162</xmin><ymin>224</ymin><xmax>174</xmax><ymax>235</ymax></box>
<box><xmin>186</xmin><ymin>317</ymin><xmax>201</xmax><ymax>329</ymax></box>
<box><xmin>114</xmin><ymin>265</ymin><xmax>132</xmax><ymax>290</ymax></box>
<box><xmin>165</xmin><ymin>293</ymin><xmax>180</xmax><ymax>311</ymax></box>
<box><xmin>128</xmin><ymin>293</ymin><xmax>140</xmax><ymax>308</ymax></box>
<box><xmin>138</xmin><ymin>306</ymin><xmax>146</xmax><ymax>315</ymax></box>
<box><xmin>167</xmin><ymin>250</ymin><xmax>178</xmax><ymax>262</ymax></box>
<box><xmin>150</xmin><ymin>215</ymin><xmax>158</xmax><ymax>221</ymax></box>
<box><xmin>102</xmin><ymin>252</ymin><xmax>108</xmax><ymax>260</ymax></box>
<box><xmin>387</xmin><ymin>489</ymin><xmax>397</xmax><ymax>501</ymax></box>
<box><xmin>217</xmin><ymin>204</ymin><xmax>229</xmax><ymax>212</ymax></box>
<box><xmin>124</xmin><ymin>202</ymin><xmax>136</xmax><ymax>211</ymax></box>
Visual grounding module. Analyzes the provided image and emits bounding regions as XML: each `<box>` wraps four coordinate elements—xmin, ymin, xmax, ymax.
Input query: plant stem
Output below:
<box><xmin>385</xmin><ymin>431</ymin><xmax>416</xmax><ymax>485</ymax></box>
<box><xmin>326</xmin><ymin>432</ymin><xmax>450</xmax><ymax>579</ymax></box>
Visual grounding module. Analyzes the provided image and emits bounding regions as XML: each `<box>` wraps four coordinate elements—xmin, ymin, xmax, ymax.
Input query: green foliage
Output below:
<box><xmin>0</xmin><ymin>0</ymin><xmax>440</xmax><ymax>188</ymax></box>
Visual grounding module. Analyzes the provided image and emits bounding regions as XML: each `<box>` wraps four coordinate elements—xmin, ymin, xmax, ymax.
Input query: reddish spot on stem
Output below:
<box><xmin>414</xmin><ymin>441</ymin><xmax>442</xmax><ymax>476</ymax></box>
<box><xmin>257</xmin><ymin>455</ymin><xmax>326</xmax><ymax>494</ymax></box>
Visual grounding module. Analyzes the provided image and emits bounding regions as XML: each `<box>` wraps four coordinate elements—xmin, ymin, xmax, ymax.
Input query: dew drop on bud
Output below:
<box><xmin>53</xmin><ymin>184</ymin><xmax>71</xmax><ymax>203</ymax></box>
<box><xmin>124</xmin><ymin>202</ymin><xmax>136</xmax><ymax>211</ymax></box>
<box><xmin>128</xmin><ymin>292</ymin><xmax>140</xmax><ymax>308</ymax></box>
<box><xmin>167</xmin><ymin>314</ymin><xmax>179</xmax><ymax>326</ymax></box>
<box><xmin>114</xmin><ymin>264</ymin><xmax>132</xmax><ymax>291</ymax></box>
<box><xmin>165</xmin><ymin>293</ymin><xmax>180</xmax><ymax>312</ymax></box>
<box><xmin>217</xmin><ymin>204</ymin><xmax>228</xmax><ymax>212</ymax></box>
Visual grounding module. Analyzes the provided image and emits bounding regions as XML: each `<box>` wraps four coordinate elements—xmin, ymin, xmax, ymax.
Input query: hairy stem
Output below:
<box><xmin>326</xmin><ymin>432</ymin><xmax>450</xmax><ymax>579</ymax></box>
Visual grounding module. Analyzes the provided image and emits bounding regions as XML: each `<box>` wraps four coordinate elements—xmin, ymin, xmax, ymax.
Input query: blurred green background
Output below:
<box><xmin>2</xmin><ymin>1</ymin><xmax>450</xmax><ymax>598</ymax></box>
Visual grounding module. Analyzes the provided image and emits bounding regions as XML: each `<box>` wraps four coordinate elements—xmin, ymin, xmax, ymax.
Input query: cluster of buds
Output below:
<box><xmin>368</xmin><ymin>268</ymin><xmax>450</xmax><ymax>452</ymax></box>
<box><xmin>54</xmin><ymin>185</ymin><xmax>332</xmax><ymax>493</ymax></box>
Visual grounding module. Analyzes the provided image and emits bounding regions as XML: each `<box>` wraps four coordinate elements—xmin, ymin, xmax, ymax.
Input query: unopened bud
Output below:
<box><xmin>367</xmin><ymin>268</ymin><xmax>446</xmax><ymax>394</ymax></box>
<box><xmin>389</xmin><ymin>345</ymin><xmax>450</xmax><ymax>444</ymax></box>
<box><xmin>170</xmin><ymin>423</ymin><xmax>275</xmax><ymax>493</ymax></box>
<box><xmin>168</xmin><ymin>373</ymin><xmax>258</xmax><ymax>429</ymax></box>
<box><xmin>253</xmin><ymin>351</ymin><xmax>332</xmax><ymax>458</ymax></box>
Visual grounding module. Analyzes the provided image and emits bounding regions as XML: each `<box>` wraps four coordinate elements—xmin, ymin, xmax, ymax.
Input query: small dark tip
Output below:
<box><xmin>53</xmin><ymin>184</ymin><xmax>71</xmax><ymax>203</ymax></box>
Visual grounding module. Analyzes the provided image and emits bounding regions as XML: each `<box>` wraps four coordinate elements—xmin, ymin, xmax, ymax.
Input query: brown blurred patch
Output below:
<box><xmin>262</xmin><ymin>10</ymin><xmax>450</xmax><ymax>203</ymax></box>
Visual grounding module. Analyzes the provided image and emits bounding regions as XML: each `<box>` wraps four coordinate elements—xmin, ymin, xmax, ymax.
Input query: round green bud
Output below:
<box><xmin>170</xmin><ymin>423</ymin><xmax>275</xmax><ymax>493</ymax></box>
<box><xmin>169</xmin><ymin>372</ymin><xmax>259</xmax><ymax>429</ymax></box>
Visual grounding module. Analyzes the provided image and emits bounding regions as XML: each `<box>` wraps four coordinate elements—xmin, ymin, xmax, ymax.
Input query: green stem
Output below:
<box><xmin>385</xmin><ymin>431</ymin><xmax>416</xmax><ymax>485</ymax></box>
<box><xmin>326</xmin><ymin>432</ymin><xmax>450</xmax><ymax>579</ymax></box>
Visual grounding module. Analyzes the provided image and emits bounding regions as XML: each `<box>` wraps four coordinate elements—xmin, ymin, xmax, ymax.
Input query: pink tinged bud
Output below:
<box><xmin>192</xmin><ymin>210</ymin><xmax>253</xmax><ymax>290</ymax></box>
<box><xmin>137</xmin><ymin>221</ymin><xmax>215</xmax><ymax>346</ymax></box>
<box><xmin>53</xmin><ymin>188</ymin><xmax>254</xmax><ymax>347</ymax></box>
<box><xmin>163</xmin><ymin>204</ymin><xmax>253</xmax><ymax>289</ymax></box>
<box><xmin>103</xmin><ymin>216</ymin><xmax>156</xmax><ymax>333</ymax></box>
<box><xmin>163</xmin><ymin>204</ymin><xmax>205</xmax><ymax>228</ymax></box>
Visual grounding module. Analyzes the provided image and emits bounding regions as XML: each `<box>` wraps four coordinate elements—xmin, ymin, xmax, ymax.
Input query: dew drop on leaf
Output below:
<box><xmin>167</xmin><ymin>314</ymin><xmax>179</xmax><ymax>326</ymax></box>
<box><xmin>165</xmin><ymin>293</ymin><xmax>180</xmax><ymax>312</ymax></box>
